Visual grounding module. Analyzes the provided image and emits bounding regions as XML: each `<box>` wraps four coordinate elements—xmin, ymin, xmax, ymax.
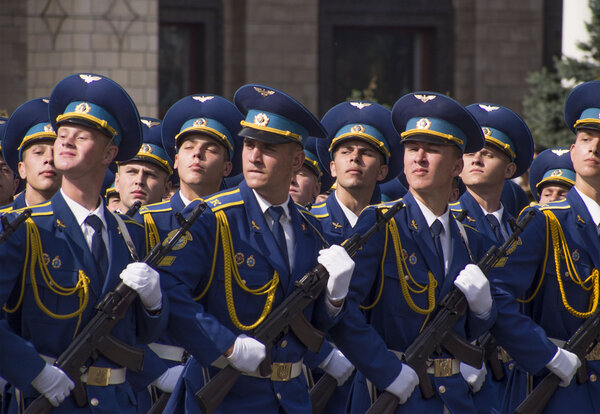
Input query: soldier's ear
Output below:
<box><xmin>504</xmin><ymin>162</ymin><xmax>517</xmax><ymax>179</ymax></box>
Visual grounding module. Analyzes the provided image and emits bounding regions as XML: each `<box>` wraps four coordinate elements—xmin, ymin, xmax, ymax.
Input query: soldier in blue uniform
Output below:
<box><xmin>312</xmin><ymin>101</ymin><xmax>404</xmax><ymax>244</ymax></box>
<box><xmin>0</xmin><ymin>73</ymin><xmax>168</xmax><ymax>413</ymax></box>
<box><xmin>488</xmin><ymin>80</ymin><xmax>600</xmax><ymax>414</ymax></box>
<box><xmin>288</xmin><ymin>136</ymin><xmax>334</xmax><ymax>208</ymax></box>
<box><xmin>528</xmin><ymin>147</ymin><xmax>575</xmax><ymax>204</ymax></box>
<box><xmin>114</xmin><ymin>117</ymin><xmax>172</xmax><ymax>213</ymax></box>
<box><xmin>135</xmin><ymin>94</ymin><xmax>244</xmax><ymax>412</ymax></box>
<box><xmin>160</xmin><ymin>84</ymin><xmax>355</xmax><ymax>413</ymax></box>
<box><xmin>328</xmin><ymin>92</ymin><xmax>497</xmax><ymax>413</ymax></box>
<box><xmin>448</xmin><ymin>104</ymin><xmax>534</xmax><ymax>413</ymax></box>
<box><xmin>2</xmin><ymin>98</ymin><xmax>62</xmax><ymax>211</ymax></box>
<box><xmin>0</xmin><ymin>117</ymin><xmax>20</xmax><ymax>207</ymax></box>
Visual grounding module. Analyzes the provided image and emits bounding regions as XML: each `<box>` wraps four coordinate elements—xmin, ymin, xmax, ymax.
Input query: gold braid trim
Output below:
<box><xmin>360</xmin><ymin>212</ymin><xmax>436</xmax><ymax>314</ymax></box>
<box><xmin>143</xmin><ymin>213</ymin><xmax>160</xmax><ymax>256</ymax></box>
<box><xmin>3</xmin><ymin>218</ymin><xmax>90</xmax><ymax>337</ymax></box>
<box><xmin>215</xmin><ymin>210</ymin><xmax>279</xmax><ymax>330</ymax></box>
<box><xmin>519</xmin><ymin>210</ymin><xmax>599</xmax><ymax>317</ymax></box>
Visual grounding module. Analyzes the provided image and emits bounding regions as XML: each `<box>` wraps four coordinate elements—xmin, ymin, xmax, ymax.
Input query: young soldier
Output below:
<box><xmin>311</xmin><ymin>101</ymin><xmax>403</xmax><ymax>244</ymax></box>
<box><xmin>448</xmin><ymin>104</ymin><xmax>534</xmax><ymax>413</ymax></box>
<box><xmin>2</xmin><ymin>98</ymin><xmax>62</xmax><ymax>210</ymax></box>
<box><xmin>328</xmin><ymin>92</ymin><xmax>496</xmax><ymax>413</ymax></box>
<box><xmin>289</xmin><ymin>136</ymin><xmax>333</xmax><ymax>208</ymax></box>
<box><xmin>488</xmin><ymin>80</ymin><xmax>600</xmax><ymax>414</ymax></box>
<box><xmin>528</xmin><ymin>147</ymin><xmax>575</xmax><ymax>204</ymax></box>
<box><xmin>115</xmin><ymin>118</ymin><xmax>172</xmax><ymax>212</ymax></box>
<box><xmin>0</xmin><ymin>73</ymin><xmax>167</xmax><ymax>413</ymax></box>
<box><xmin>0</xmin><ymin>117</ymin><xmax>20</xmax><ymax>206</ymax></box>
<box><xmin>160</xmin><ymin>84</ymin><xmax>355</xmax><ymax>413</ymax></box>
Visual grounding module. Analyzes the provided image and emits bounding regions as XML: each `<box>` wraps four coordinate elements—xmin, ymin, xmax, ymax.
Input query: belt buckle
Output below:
<box><xmin>433</xmin><ymin>359</ymin><xmax>453</xmax><ymax>377</ymax></box>
<box><xmin>587</xmin><ymin>343</ymin><xmax>600</xmax><ymax>361</ymax></box>
<box><xmin>271</xmin><ymin>363</ymin><xmax>292</xmax><ymax>381</ymax></box>
<box><xmin>86</xmin><ymin>366</ymin><xmax>111</xmax><ymax>386</ymax></box>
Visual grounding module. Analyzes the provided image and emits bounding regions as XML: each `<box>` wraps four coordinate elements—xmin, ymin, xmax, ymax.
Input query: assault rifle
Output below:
<box><xmin>516</xmin><ymin>295</ymin><xmax>600</xmax><ymax>413</ymax></box>
<box><xmin>195</xmin><ymin>200</ymin><xmax>405</xmax><ymax>414</ymax></box>
<box><xmin>125</xmin><ymin>200</ymin><xmax>143</xmax><ymax>218</ymax></box>
<box><xmin>366</xmin><ymin>209</ymin><xmax>536</xmax><ymax>414</ymax></box>
<box><xmin>0</xmin><ymin>208</ymin><xmax>32</xmax><ymax>244</ymax></box>
<box><xmin>24</xmin><ymin>201</ymin><xmax>208</xmax><ymax>414</ymax></box>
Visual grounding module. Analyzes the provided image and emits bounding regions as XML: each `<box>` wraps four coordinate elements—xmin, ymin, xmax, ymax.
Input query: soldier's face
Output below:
<box><xmin>115</xmin><ymin>161</ymin><xmax>170</xmax><ymax>209</ymax></box>
<box><xmin>106</xmin><ymin>195</ymin><xmax>121</xmax><ymax>212</ymax></box>
<box><xmin>460</xmin><ymin>144</ymin><xmax>516</xmax><ymax>189</ymax></box>
<box><xmin>404</xmin><ymin>141</ymin><xmax>463</xmax><ymax>195</ymax></box>
<box><xmin>538</xmin><ymin>184</ymin><xmax>570</xmax><ymax>203</ymax></box>
<box><xmin>0</xmin><ymin>156</ymin><xmax>18</xmax><ymax>205</ymax></box>
<box><xmin>289</xmin><ymin>164</ymin><xmax>320</xmax><ymax>206</ymax></box>
<box><xmin>330</xmin><ymin>140</ymin><xmax>388</xmax><ymax>191</ymax></box>
<box><xmin>571</xmin><ymin>129</ymin><xmax>600</xmax><ymax>182</ymax></box>
<box><xmin>174</xmin><ymin>135</ymin><xmax>232</xmax><ymax>189</ymax></box>
<box><xmin>54</xmin><ymin>124</ymin><xmax>117</xmax><ymax>177</ymax></box>
<box><xmin>18</xmin><ymin>142</ymin><xmax>61</xmax><ymax>194</ymax></box>
<box><xmin>243</xmin><ymin>138</ymin><xmax>304</xmax><ymax>203</ymax></box>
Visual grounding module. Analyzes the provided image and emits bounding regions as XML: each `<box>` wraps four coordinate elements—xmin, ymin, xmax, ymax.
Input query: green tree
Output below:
<box><xmin>523</xmin><ymin>0</ymin><xmax>600</xmax><ymax>147</ymax></box>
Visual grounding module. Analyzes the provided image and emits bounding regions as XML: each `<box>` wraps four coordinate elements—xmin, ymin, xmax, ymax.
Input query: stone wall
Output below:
<box><xmin>0</xmin><ymin>0</ymin><xmax>27</xmax><ymax>115</ymax></box>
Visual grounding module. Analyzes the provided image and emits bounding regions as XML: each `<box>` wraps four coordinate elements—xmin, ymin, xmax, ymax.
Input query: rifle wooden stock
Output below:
<box><xmin>195</xmin><ymin>200</ymin><xmax>405</xmax><ymax>414</ymax></box>
<box><xmin>366</xmin><ymin>210</ymin><xmax>536</xmax><ymax>414</ymax></box>
<box><xmin>0</xmin><ymin>208</ymin><xmax>32</xmax><ymax>243</ymax></box>
<box><xmin>479</xmin><ymin>332</ymin><xmax>505</xmax><ymax>381</ymax></box>
<box><xmin>23</xmin><ymin>202</ymin><xmax>207</xmax><ymax>414</ymax></box>
<box><xmin>147</xmin><ymin>391</ymin><xmax>171</xmax><ymax>414</ymax></box>
<box><xmin>310</xmin><ymin>373</ymin><xmax>338</xmax><ymax>414</ymax></box>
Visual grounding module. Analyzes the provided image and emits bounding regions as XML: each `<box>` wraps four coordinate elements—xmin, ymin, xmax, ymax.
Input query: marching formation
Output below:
<box><xmin>0</xmin><ymin>72</ymin><xmax>597</xmax><ymax>414</ymax></box>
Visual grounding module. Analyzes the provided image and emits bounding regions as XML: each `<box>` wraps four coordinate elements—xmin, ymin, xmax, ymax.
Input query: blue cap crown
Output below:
<box><xmin>564</xmin><ymin>80</ymin><xmax>600</xmax><ymax>133</ymax></box>
<box><xmin>528</xmin><ymin>147</ymin><xmax>575</xmax><ymax>201</ymax></box>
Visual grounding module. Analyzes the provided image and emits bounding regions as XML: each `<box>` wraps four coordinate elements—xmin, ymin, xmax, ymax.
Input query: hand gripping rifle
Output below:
<box><xmin>194</xmin><ymin>200</ymin><xmax>405</xmax><ymax>414</ymax></box>
<box><xmin>516</xmin><ymin>283</ymin><xmax>600</xmax><ymax>413</ymax></box>
<box><xmin>24</xmin><ymin>201</ymin><xmax>208</xmax><ymax>414</ymax></box>
<box><xmin>0</xmin><ymin>208</ymin><xmax>32</xmax><ymax>244</ymax></box>
<box><xmin>366</xmin><ymin>209</ymin><xmax>536</xmax><ymax>414</ymax></box>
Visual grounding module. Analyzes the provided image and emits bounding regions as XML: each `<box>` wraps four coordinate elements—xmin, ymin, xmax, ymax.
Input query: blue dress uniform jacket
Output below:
<box><xmin>0</xmin><ymin>192</ymin><xmax>168</xmax><ymax>413</ymax></box>
<box><xmin>489</xmin><ymin>188</ymin><xmax>600</xmax><ymax>414</ymax></box>
<box><xmin>451</xmin><ymin>190</ymin><xmax>515</xmax><ymax>245</ymax></box>
<box><xmin>310</xmin><ymin>192</ymin><xmax>357</xmax><ymax>245</ymax></box>
<box><xmin>328</xmin><ymin>191</ymin><xmax>497</xmax><ymax>414</ymax></box>
<box><xmin>160</xmin><ymin>180</ymin><xmax>340</xmax><ymax>414</ymax></box>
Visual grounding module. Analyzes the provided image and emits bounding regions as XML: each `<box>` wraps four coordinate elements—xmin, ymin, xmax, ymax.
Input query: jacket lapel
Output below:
<box><xmin>326</xmin><ymin>193</ymin><xmax>352</xmax><ymax>238</ymax></box>
<box><xmin>441</xmin><ymin>218</ymin><xmax>472</xmax><ymax>297</ymax></box>
<box><xmin>51</xmin><ymin>193</ymin><xmax>103</xmax><ymax>298</ymax></box>
<box><xmin>239</xmin><ymin>182</ymin><xmax>290</xmax><ymax>287</ymax></box>
<box><xmin>568</xmin><ymin>190</ymin><xmax>600</xmax><ymax>271</ymax></box>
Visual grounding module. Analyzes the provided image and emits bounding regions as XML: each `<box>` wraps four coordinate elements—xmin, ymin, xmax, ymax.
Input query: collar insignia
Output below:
<box><xmin>251</xmin><ymin>220</ymin><xmax>260</xmax><ymax>230</ymax></box>
<box><xmin>411</xmin><ymin>219</ymin><xmax>418</xmax><ymax>230</ymax></box>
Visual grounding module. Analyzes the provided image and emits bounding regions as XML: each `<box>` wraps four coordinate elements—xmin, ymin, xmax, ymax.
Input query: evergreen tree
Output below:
<box><xmin>523</xmin><ymin>0</ymin><xmax>600</xmax><ymax>147</ymax></box>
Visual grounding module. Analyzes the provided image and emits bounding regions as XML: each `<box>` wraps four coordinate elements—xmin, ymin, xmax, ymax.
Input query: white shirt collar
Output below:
<box><xmin>252</xmin><ymin>189</ymin><xmax>291</xmax><ymax>220</ymax></box>
<box><xmin>334</xmin><ymin>191</ymin><xmax>359</xmax><ymax>228</ymax></box>
<box><xmin>575</xmin><ymin>187</ymin><xmax>600</xmax><ymax>227</ymax></box>
<box><xmin>61</xmin><ymin>188</ymin><xmax>107</xmax><ymax>229</ymax></box>
<box><xmin>179</xmin><ymin>190</ymin><xmax>192</xmax><ymax>207</ymax></box>
<box><xmin>480</xmin><ymin>203</ymin><xmax>505</xmax><ymax>223</ymax></box>
<box><xmin>413</xmin><ymin>196</ymin><xmax>450</xmax><ymax>233</ymax></box>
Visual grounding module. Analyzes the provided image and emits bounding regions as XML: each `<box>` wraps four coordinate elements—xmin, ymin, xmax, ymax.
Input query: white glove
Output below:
<box><xmin>318</xmin><ymin>349</ymin><xmax>355</xmax><ymax>386</ymax></box>
<box><xmin>120</xmin><ymin>262</ymin><xmax>162</xmax><ymax>310</ymax></box>
<box><xmin>454</xmin><ymin>264</ymin><xmax>493</xmax><ymax>317</ymax></box>
<box><xmin>227</xmin><ymin>334</ymin><xmax>266</xmax><ymax>373</ymax></box>
<box><xmin>546</xmin><ymin>347</ymin><xmax>581</xmax><ymax>387</ymax></box>
<box><xmin>31</xmin><ymin>363</ymin><xmax>75</xmax><ymax>407</ymax></box>
<box><xmin>460</xmin><ymin>362</ymin><xmax>487</xmax><ymax>393</ymax></box>
<box><xmin>385</xmin><ymin>363</ymin><xmax>419</xmax><ymax>404</ymax></box>
<box><xmin>152</xmin><ymin>365</ymin><xmax>184</xmax><ymax>393</ymax></box>
<box><xmin>319</xmin><ymin>245</ymin><xmax>355</xmax><ymax>301</ymax></box>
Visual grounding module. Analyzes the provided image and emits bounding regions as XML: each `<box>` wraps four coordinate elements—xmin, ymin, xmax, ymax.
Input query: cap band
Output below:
<box><xmin>481</xmin><ymin>126</ymin><xmax>516</xmax><ymax>160</ymax></box>
<box><xmin>18</xmin><ymin>122</ymin><xmax>57</xmax><ymax>160</ymax></box>
<box><xmin>536</xmin><ymin>168</ymin><xmax>576</xmax><ymax>192</ymax></box>
<box><xmin>175</xmin><ymin>117</ymin><xmax>234</xmax><ymax>152</ymax></box>
<box><xmin>401</xmin><ymin>117</ymin><xmax>466</xmax><ymax>151</ymax></box>
<box><xmin>329</xmin><ymin>123</ymin><xmax>391</xmax><ymax>160</ymax></box>
<box><xmin>240</xmin><ymin>110</ymin><xmax>307</xmax><ymax>143</ymax></box>
<box><xmin>56</xmin><ymin>101</ymin><xmax>121</xmax><ymax>145</ymax></box>
<box><xmin>303</xmin><ymin>149</ymin><xmax>322</xmax><ymax>178</ymax></box>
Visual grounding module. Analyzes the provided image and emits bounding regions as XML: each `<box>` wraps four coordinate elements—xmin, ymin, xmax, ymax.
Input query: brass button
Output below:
<box><xmin>590</xmin><ymin>374</ymin><xmax>597</xmax><ymax>382</ymax></box>
<box><xmin>90</xmin><ymin>398</ymin><xmax>99</xmax><ymax>407</ymax></box>
<box><xmin>281</xmin><ymin>340</ymin><xmax>288</xmax><ymax>348</ymax></box>
<box><xmin>276</xmin><ymin>393</ymin><xmax>282</xmax><ymax>400</ymax></box>
<box><xmin>438</xmin><ymin>385</ymin><xmax>446</xmax><ymax>394</ymax></box>
<box><xmin>242</xmin><ymin>279</ymin><xmax>247</xmax><ymax>285</ymax></box>
<box><xmin>508</xmin><ymin>363</ymin><xmax>514</xmax><ymax>371</ymax></box>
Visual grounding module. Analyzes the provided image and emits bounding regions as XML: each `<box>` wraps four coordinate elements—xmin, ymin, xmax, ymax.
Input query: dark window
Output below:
<box><xmin>159</xmin><ymin>0</ymin><xmax>222</xmax><ymax>117</ymax></box>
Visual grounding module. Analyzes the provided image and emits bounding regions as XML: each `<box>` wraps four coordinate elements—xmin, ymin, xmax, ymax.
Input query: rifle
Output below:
<box><xmin>195</xmin><ymin>200</ymin><xmax>405</xmax><ymax>414</ymax></box>
<box><xmin>479</xmin><ymin>331</ymin><xmax>505</xmax><ymax>382</ymax></box>
<box><xmin>0</xmin><ymin>208</ymin><xmax>32</xmax><ymax>243</ymax></box>
<box><xmin>310</xmin><ymin>372</ymin><xmax>339</xmax><ymax>414</ymax></box>
<box><xmin>24</xmin><ymin>201</ymin><xmax>208</xmax><ymax>414</ymax></box>
<box><xmin>125</xmin><ymin>200</ymin><xmax>143</xmax><ymax>218</ymax></box>
<box><xmin>515</xmin><ymin>293</ymin><xmax>600</xmax><ymax>413</ymax></box>
<box><xmin>366</xmin><ymin>209</ymin><xmax>536</xmax><ymax>414</ymax></box>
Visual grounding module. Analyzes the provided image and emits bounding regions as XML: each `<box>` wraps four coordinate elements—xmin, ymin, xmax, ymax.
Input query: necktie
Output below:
<box><xmin>267</xmin><ymin>206</ymin><xmax>290</xmax><ymax>270</ymax></box>
<box><xmin>85</xmin><ymin>214</ymin><xmax>109</xmax><ymax>277</ymax></box>
<box><xmin>486</xmin><ymin>214</ymin><xmax>505</xmax><ymax>244</ymax></box>
<box><xmin>430</xmin><ymin>219</ymin><xmax>445</xmax><ymax>274</ymax></box>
